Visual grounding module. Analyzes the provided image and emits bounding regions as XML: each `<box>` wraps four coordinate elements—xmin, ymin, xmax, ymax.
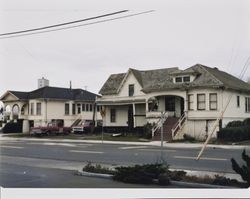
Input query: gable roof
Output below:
<box><xmin>99</xmin><ymin>64</ymin><xmax>250</xmax><ymax>95</ymax></box>
<box><xmin>99</xmin><ymin>67</ymin><xmax>180</xmax><ymax>95</ymax></box>
<box><xmin>1</xmin><ymin>86</ymin><xmax>98</xmax><ymax>101</ymax></box>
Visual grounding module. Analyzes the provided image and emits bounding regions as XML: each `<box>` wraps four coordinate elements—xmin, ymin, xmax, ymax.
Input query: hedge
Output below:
<box><xmin>217</xmin><ymin>125</ymin><xmax>250</xmax><ymax>142</ymax></box>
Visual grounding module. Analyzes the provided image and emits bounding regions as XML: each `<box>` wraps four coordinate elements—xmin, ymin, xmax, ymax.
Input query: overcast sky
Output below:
<box><xmin>0</xmin><ymin>0</ymin><xmax>250</xmax><ymax>97</ymax></box>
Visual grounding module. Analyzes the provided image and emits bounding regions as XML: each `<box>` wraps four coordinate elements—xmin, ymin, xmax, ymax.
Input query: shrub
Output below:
<box><xmin>183</xmin><ymin>134</ymin><xmax>196</xmax><ymax>142</ymax></box>
<box><xmin>168</xmin><ymin>170</ymin><xmax>187</xmax><ymax>181</ymax></box>
<box><xmin>226</xmin><ymin>120</ymin><xmax>243</xmax><ymax>128</ymax></box>
<box><xmin>143</xmin><ymin>123</ymin><xmax>153</xmax><ymax>139</ymax></box>
<box><xmin>243</xmin><ymin>118</ymin><xmax>250</xmax><ymax>126</ymax></box>
<box><xmin>217</xmin><ymin>126</ymin><xmax>250</xmax><ymax>142</ymax></box>
<box><xmin>83</xmin><ymin>162</ymin><xmax>115</xmax><ymax>175</ymax></box>
<box><xmin>231</xmin><ymin>149</ymin><xmax>250</xmax><ymax>186</ymax></box>
<box><xmin>113</xmin><ymin>163</ymin><xmax>169</xmax><ymax>184</ymax></box>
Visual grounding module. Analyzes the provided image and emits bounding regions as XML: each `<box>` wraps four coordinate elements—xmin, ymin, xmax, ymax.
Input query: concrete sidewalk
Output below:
<box><xmin>1</xmin><ymin>135</ymin><xmax>250</xmax><ymax>150</ymax></box>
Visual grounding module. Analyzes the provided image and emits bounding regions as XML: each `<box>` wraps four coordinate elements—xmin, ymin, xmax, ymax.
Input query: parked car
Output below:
<box><xmin>30</xmin><ymin>120</ymin><xmax>71</xmax><ymax>136</ymax></box>
<box><xmin>72</xmin><ymin>120</ymin><xmax>102</xmax><ymax>134</ymax></box>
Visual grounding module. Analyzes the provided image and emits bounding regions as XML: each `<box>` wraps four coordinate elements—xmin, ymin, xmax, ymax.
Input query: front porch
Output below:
<box><xmin>98</xmin><ymin>94</ymin><xmax>187</xmax><ymax>141</ymax></box>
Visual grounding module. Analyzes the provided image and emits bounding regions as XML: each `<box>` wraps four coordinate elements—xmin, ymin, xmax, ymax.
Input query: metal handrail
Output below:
<box><xmin>151</xmin><ymin>112</ymin><xmax>168</xmax><ymax>137</ymax></box>
<box><xmin>171</xmin><ymin>112</ymin><xmax>187</xmax><ymax>138</ymax></box>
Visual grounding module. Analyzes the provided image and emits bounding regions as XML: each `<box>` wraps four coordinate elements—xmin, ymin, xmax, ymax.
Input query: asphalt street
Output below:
<box><xmin>0</xmin><ymin>138</ymin><xmax>249</xmax><ymax>188</ymax></box>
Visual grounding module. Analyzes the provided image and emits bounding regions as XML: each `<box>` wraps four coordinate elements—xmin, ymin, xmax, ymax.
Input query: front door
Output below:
<box><xmin>165</xmin><ymin>96</ymin><xmax>175</xmax><ymax>116</ymax></box>
<box><xmin>128</xmin><ymin>105</ymin><xmax>134</xmax><ymax>131</ymax></box>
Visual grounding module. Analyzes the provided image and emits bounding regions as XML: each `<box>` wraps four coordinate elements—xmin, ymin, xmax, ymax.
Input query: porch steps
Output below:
<box><xmin>71</xmin><ymin>119</ymin><xmax>82</xmax><ymax>127</ymax></box>
<box><xmin>152</xmin><ymin>117</ymin><xmax>179</xmax><ymax>141</ymax></box>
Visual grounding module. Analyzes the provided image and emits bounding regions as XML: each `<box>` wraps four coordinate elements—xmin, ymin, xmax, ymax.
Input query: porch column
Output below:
<box><xmin>184</xmin><ymin>91</ymin><xmax>188</xmax><ymax>112</ymax></box>
<box><xmin>133</xmin><ymin>103</ymin><xmax>136</xmax><ymax>128</ymax></box>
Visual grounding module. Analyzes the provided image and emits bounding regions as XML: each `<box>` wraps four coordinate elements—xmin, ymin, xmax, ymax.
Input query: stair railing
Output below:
<box><xmin>151</xmin><ymin>112</ymin><xmax>168</xmax><ymax>138</ymax></box>
<box><xmin>171</xmin><ymin>112</ymin><xmax>187</xmax><ymax>138</ymax></box>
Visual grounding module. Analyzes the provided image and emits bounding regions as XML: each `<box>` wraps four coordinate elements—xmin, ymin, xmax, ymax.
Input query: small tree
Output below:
<box><xmin>231</xmin><ymin>149</ymin><xmax>250</xmax><ymax>185</ymax></box>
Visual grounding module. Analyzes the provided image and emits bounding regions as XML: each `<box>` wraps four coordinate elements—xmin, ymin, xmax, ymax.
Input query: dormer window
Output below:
<box><xmin>175</xmin><ymin>76</ymin><xmax>191</xmax><ymax>83</ymax></box>
<box><xmin>129</xmin><ymin>84</ymin><xmax>134</xmax><ymax>96</ymax></box>
<box><xmin>183</xmin><ymin>76</ymin><xmax>190</xmax><ymax>82</ymax></box>
<box><xmin>175</xmin><ymin>77</ymin><xmax>182</xmax><ymax>83</ymax></box>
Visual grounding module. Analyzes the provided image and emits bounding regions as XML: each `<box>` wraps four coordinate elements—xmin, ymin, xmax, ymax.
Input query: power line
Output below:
<box><xmin>0</xmin><ymin>10</ymin><xmax>154</xmax><ymax>39</ymax></box>
<box><xmin>0</xmin><ymin>10</ymin><xmax>128</xmax><ymax>37</ymax></box>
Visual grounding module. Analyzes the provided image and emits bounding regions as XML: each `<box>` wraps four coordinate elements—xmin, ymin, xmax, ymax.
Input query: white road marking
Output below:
<box><xmin>174</xmin><ymin>156</ymin><xmax>228</xmax><ymax>161</ymax></box>
<box><xmin>0</xmin><ymin>145</ymin><xmax>24</xmax><ymax>149</ymax></box>
<box><xmin>139</xmin><ymin>149</ymin><xmax>176</xmax><ymax>152</ymax></box>
<box><xmin>69</xmin><ymin>150</ymin><xmax>104</xmax><ymax>154</ymax></box>
<box><xmin>27</xmin><ymin>142</ymin><xmax>92</xmax><ymax>147</ymax></box>
<box><xmin>119</xmin><ymin>146</ymin><xmax>148</xmax><ymax>150</ymax></box>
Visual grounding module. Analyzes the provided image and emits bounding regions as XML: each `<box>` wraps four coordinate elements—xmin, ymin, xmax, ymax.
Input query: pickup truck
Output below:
<box><xmin>72</xmin><ymin>120</ymin><xmax>102</xmax><ymax>134</ymax></box>
<box><xmin>30</xmin><ymin>120</ymin><xmax>71</xmax><ymax>136</ymax></box>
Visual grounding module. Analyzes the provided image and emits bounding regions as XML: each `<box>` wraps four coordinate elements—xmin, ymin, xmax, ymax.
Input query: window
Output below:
<box><xmin>188</xmin><ymin>94</ymin><xmax>194</xmax><ymax>110</ymax></box>
<box><xmin>77</xmin><ymin>104</ymin><xmax>81</xmax><ymax>114</ymax></box>
<box><xmin>89</xmin><ymin>104</ymin><xmax>93</xmax><ymax>112</ymax></box>
<box><xmin>197</xmin><ymin>94</ymin><xmax>206</xmax><ymax>110</ymax></box>
<box><xmin>209</xmin><ymin>93</ymin><xmax>217</xmax><ymax>110</ymax></box>
<box><xmin>129</xmin><ymin>84</ymin><xmax>134</xmax><ymax>96</ymax></box>
<box><xmin>72</xmin><ymin>104</ymin><xmax>75</xmax><ymax>115</ymax></box>
<box><xmin>65</xmin><ymin>103</ymin><xmax>69</xmax><ymax>115</ymax></box>
<box><xmin>110</xmin><ymin>108</ymin><xmax>116</xmax><ymax>123</ymax></box>
<box><xmin>82</xmin><ymin>104</ymin><xmax>85</xmax><ymax>112</ymax></box>
<box><xmin>245</xmin><ymin>97</ymin><xmax>250</xmax><ymax>113</ymax></box>
<box><xmin>30</xmin><ymin>103</ymin><xmax>34</xmax><ymax>115</ymax></box>
<box><xmin>86</xmin><ymin>104</ymin><xmax>89</xmax><ymax>112</ymax></box>
<box><xmin>237</xmin><ymin>96</ymin><xmax>240</xmax><ymax>107</ymax></box>
<box><xmin>175</xmin><ymin>77</ymin><xmax>182</xmax><ymax>83</ymax></box>
<box><xmin>36</xmin><ymin>103</ymin><xmax>41</xmax><ymax>115</ymax></box>
<box><xmin>97</xmin><ymin>105</ymin><xmax>100</xmax><ymax>112</ymax></box>
<box><xmin>175</xmin><ymin>76</ymin><xmax>190</xmax><ymax>83</ymax></box>
<box><xmin>183</xmin><ymin>76</ymin><xmax>190</xmax><ymax>82</ymax></box>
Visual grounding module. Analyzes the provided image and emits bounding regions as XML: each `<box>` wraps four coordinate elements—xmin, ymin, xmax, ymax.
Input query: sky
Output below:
<box><xmin>0</xmin><ymin>0</ymin><xmax>250</xmax><ymax>97</ymax></box>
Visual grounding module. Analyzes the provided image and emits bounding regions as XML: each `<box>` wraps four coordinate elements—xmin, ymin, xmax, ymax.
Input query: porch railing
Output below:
<box><xmin>171</xmin><ymin>112</ymin><xmax>187</xmax><ymax>138</ymax></box>
<box><xmin>151</xmin><ymin>112</ymin><xmax>168</xmax><ymax>137</ymax></box>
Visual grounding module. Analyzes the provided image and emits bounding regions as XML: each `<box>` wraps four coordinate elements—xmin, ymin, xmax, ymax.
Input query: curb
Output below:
<box><xmin>75</xmin><ymin>170</ymin><xmax>232</xmax><ymax>188</ymax></box>
<box><xmin>76</xmin><ymin>170</ymin><xmax>113</xmax><ymax>179</ymax></box>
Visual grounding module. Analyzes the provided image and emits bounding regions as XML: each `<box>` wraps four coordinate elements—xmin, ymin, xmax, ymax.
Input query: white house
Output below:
<box><xmin>97</xmin><ymin>64</ymin><xmax>250</xmax><ymax>141</ymax></box>
<box><xmin>0</xmin><ymin>86</ymin><xmax>101</xmax><ymax>133</ymax></box>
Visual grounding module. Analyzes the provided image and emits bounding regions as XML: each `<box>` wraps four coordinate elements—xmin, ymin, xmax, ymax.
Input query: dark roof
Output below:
<box><xmin>99</xmin><ymin>64</ymin><xmax>250</xmax><ymax>94</ymax></box>
<box><xmin>10</xmin><ymin>91</ymin><xmax>29</xmax><ymax>100</ymax></box>
<box><xmin>99</xmin><ymin>73</ymin><xmax>126</xmax><ymax>95</ymax></box>
<box><xmin>6</xmin><ymin>86</ymin><xmax>98</xmax><ymax>101</ymax></box>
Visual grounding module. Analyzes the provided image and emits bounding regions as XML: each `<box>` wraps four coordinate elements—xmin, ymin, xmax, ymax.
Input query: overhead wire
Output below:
<box><xmin>0</xmin><ymin>10</ymin><xmax>154</xmax><ymax>39</ymax></box>
<box><xmin>0</xmin><ymin>10</ymin><xmax>128</xmax><ymax>37</ymax></box>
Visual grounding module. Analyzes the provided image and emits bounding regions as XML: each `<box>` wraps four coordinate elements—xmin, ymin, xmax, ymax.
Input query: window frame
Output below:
<box><xmin>175</xmin><ymin>77</ymin><xmax>182</xmax><ymax>83</ymax></box>
<box><xmin>72</xmin><ymin>104</ymin><xmax>76</xmax><ymax>115</ymax></box>
<box><xmin>245</xmin><ymin>97</ymin><xmax>250</xmax><ymax>113</ymax></box>
<box><xmin>65</xmin><ymin>103</ymin><xmax>70</xmax><ymax>115</ymax></box>
<box><xmin>197</xmin><ymin>94</ymin><xmax>206</xmax><ymax>110</ymax></box>
<box><xmin>183</xmin><ymin>76</ymin><xmax>190</xmax><ymax>82</ymax></box>
<box><xmin>36</xmin><ymin>102</ymin><xmax>42</xmax><ymax>115</ymax></box>
<box><xmin>188</xmin><ymin>94</ymin><xmax>194</xmax><ymax>110</ymax></box>
<box><xmin>209</xmin><ymin>93</ymin><xmax>217</xmax><ymax>110</ymax></box>
<box><xmin>77</xmin><ymin>104</ymin><xmax>81</xmax><ymax>114</ymax></box>
<box><xmin>128</xmin><ymin>84</ymin><xmax>135</xmax><ymax>97</ymax></box>
<box><xmin>237</xmin><ymin>96</ymin><xmax>240</xmax><ymax>108</ymax></box>
<box><xmin>30</xmin><ymin>103</ymin><xmax>34</xmax><ymax>115</ymax></box>
<box><xmin>110</xmin><ymin>108</ymin><xmax>116</xmax><ymax>123</ymax></box>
